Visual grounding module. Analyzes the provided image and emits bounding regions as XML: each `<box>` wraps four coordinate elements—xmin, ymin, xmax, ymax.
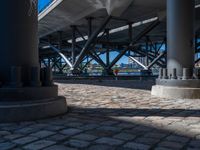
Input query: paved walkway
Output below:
<box><xmin>0</xmin><ymin>80</ymin><xmax>200</xmax><ymax>150</ymax></box>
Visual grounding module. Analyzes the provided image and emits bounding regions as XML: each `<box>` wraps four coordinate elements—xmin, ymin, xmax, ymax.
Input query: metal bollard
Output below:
<box><xmin>162</xmin><ymin>68</ymin><xmax>168</xmax><ymax>79</ymax></box>
<box><xmin>194</xmin><ymin>68</ymin><xmax>200</xmax><ymax>79</ymax></box>
<box><xmin>41</xmin><ymin>67</ymin><xmax>53</xmax><ymax>86</ymax></box>
<box><xmin>182</xmin><ymin>68</ymin><xmax>191</xmax><ymax>80</ymax></box>
<box><xmin>171</xmin><ymin>68</ymin><xmax>177</xmax><ymax>79</ymax></box>
<box><xmin>158</xmin><ymin>68</ymin><xmax>163</xmax><ymax>79</ymax></box>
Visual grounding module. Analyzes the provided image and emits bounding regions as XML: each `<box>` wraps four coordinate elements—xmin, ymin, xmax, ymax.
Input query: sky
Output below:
<box><xmin>38</xmin><ymin>0</ymin><xmax>52</xmax><ymax>12</ymax></box>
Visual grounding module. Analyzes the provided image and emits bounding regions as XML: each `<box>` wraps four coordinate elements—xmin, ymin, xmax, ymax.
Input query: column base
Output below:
<box><xmin>151</xmin><ymin>85</ymin><xmax>200</xmax><ymax>99</ymax></box>
<box><xmin>0</xmin><ymin>86</ymin><xmax>67</xmax><ymax>123</ymax></box>
<box><xmin>0</xmin><ymin>96</ymin><xmax>67</xmax><ymax>123</ymax></box>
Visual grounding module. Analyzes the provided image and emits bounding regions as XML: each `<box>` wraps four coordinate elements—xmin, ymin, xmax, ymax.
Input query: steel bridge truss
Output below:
<box><xmin>39</xmin><ymin>15</ymin><xmax>200</xmax><ymax>75</ymax></box>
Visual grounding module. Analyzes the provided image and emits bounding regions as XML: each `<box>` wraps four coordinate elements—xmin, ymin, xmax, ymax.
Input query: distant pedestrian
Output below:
<box><xmin>113</xmin><ymin>69</ymin><xmax>119</xmax><ymax>80</ymax></box>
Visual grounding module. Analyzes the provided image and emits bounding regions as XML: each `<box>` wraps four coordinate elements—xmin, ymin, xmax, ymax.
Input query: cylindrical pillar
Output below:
<box><xmin>167</xmin><ymin>0</ymin><xmax>195</xmax><ymax>77</ymax></box>
<box><xmin>87</xmin><ymin>17</ymin><xmax>93</xmax><ymax>37</ymax></box>
<box><xmin>0</xmin><ymin>0</ymin><xmax>39</xmax><ymax>85</ymax></box>
<box><xmin>0</xmin><ymin>0</ymin><xmax>68</xmax><ymax>123</ymax></box>
<box><xmin>71</xmin><ymin>26</ymin><xmax>76</xmax><ymax>65</ymax></box>
<box><xmin>105</xmin><ymin>29</ymin><xmax>110</xmax><ymax>67</ymax></box>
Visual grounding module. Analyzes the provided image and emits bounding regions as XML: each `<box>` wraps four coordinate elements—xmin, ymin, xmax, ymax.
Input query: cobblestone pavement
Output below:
<box><xmin>1</xmin><ymin>80</ymin><xmax>200</xmax><ymax>150</ymax></box>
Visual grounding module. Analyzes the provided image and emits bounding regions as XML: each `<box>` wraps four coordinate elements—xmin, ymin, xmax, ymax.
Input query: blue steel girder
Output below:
<box><xmin>73</xmin><ymin>16</ymin><xmax>112</xmax><ymax>69</ymax></box>
<box><xmin>107</xmin><ymin>19</ymin><xmax>161</xmax><ymax>70</ymax></box>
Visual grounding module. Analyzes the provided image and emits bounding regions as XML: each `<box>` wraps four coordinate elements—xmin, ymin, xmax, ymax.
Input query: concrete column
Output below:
<box><xmin>167</xmin><ymin>0</ymin><xmax>195</xmax><ymax>77</ymax></box>
<box><xmin>71</xmin><ymin>26</ymin><xmax>76</xmax><ymax>64</ymax></box>
<box><xmin>0</xmin><ymin>0</ymin><xmax>68</xmax><ymax>123</ymax></box>
<box><xmin>128</xmin><ymin>23</ymin><xmax>133</xmax><ymax>42</ymax></box>
<box><xmin>87</xmin><ymin>17</ymin><xmax>93</xmax><ymax>37</ymax></box>
<box><xmin>0</xmin><ymin>0</ymin><xmax>39</xmax><ymax>85</ymax></box>
<box><xmin>105</xmin><ymin>29</ymin><xmax>110</xmax><ymax>67</ymax></box>
<box><xmin>146</xmin><ymin>40</ymin><xmax>149</xmax><ymax>66</ymax></box>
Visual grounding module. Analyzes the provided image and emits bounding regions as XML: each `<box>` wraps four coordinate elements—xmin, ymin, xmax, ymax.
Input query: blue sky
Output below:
<box><xmin>38</xmin><ymin>0</ymin><xmax>52</xmax><ymax>12</ymax></box>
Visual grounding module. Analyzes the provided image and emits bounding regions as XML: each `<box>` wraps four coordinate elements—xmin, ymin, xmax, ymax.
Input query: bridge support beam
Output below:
<box><xmin>0</xmin><ymin>0</ymin><xmax>67</xmax><ymax>122</ymax></box>
<box><xmin>151</xmin><ymin>0</ymin><xmax>200</xmax><ymax>99</ymax></box>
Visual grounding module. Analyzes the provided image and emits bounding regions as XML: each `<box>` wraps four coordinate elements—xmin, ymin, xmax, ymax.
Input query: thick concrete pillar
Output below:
<box><xmin>0</xmin><ymin>0</ymin><xmax>39</xmax><ymax>85</ymax></box>
<box><xmin>0</xmin><ymin>0</ymin><xmax>67</xmax><ymax>122</ymax></box>
<box><xmin>151</xmin><ymin>0</ymin><xmax>200</xmax><ymax>99</ymax></box>
<box><xmin>71</xmin><ymin>26</ymin><xmax>76</xmax><ymax>64</ymax></box>
<box><xmin>105</xmin><ymin>29</ymin><xmax>110</xmax><ymax>67</ymax></box>
<box><xmin>167</xmin><ymin>0</ymin><xmax>195</xmax><ymax>77</ymax></box>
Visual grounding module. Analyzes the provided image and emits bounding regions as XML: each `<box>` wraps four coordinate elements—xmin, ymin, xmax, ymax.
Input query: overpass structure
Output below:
<box><xmin>0</xmin><ymin>0</ymin><xmax>199</xmax><ymax>122</ymax></box>
<box><xmin>38</xmin><ymin>0</ymin><xmax>200</xmax><ymax>76</ymax></box>
<box><xmin>38</xmin><ymin>0</ymin><xmax>200</xmax><ymax>100</ymax></box>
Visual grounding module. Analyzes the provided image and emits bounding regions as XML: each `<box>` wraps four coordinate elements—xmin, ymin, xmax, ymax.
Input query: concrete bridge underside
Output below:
<box><xmin>0</xmin><ymin>0</ymin><xmax>200</xmax><ymax>122</ymax></box>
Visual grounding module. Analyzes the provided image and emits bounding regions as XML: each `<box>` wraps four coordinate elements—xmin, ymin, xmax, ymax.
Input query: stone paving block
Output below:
<box><xmin>86</xmin><ymin>129</ymin><xmax>114</xmax><ymax>137</ymax></box>
<box><xmin>45</xmin><ymin>125</ymin><xmax>65</xmax><ymax>131</ymax></box>
<box><xmin>144</xmin><ymin>132</ymin><xmax>168</xmax><ymax>139</ymax></box>
<box><xmin>187</xmin><ymin>148</ymin><xmax>200</xmax><ymax>150</ymax></box>
<box><xmin>23</xmin><ymin>140</ymin><xmax>56</xmax><ymax>150</ymax></box>
<box><xmin>0</xmin><ymin>139</ymin><xmax>6</xmax><ymax>143</ymax></box>
<box><xmin>30</xmin><ymin>130</ymin><xmax>56</xmax><ymax>138</ymax></box>
<box><xmin>116</xmin><ymin>123</ymin><xmax>135</xmax><ymax>129</ymax></box>
<box><xmin>135</xmin><ymin>137</ymin><xmax>160</xmax><ymax>145</ymax></box>
<box><xmin>0</xmin><ymin>142</ymin><xmax>17</xmax><ymax>150</ymax></box>
<box><xmin>15</xmin><ymin>127</ymin><xmax>39</xmax><ymax>134</ymax></box>
<box><xmin>60</xmin><ymin>128</ymin><xmax>82</xmax><ymax>136</ymax></box>
<box><xmin>113</xmin><ymin>132</ymin><xmax>136</xmax><ymax>141</ymax></box>
<box><xmin>188</xmin><ymin>129</ymin><xmax>200</xmax><ymax>136</ymax></box>
<box><xmin>97</xmin><ymin>126</ymin><xmax>122</xmax><ymax>132</ymax></box>
<box><xmin>78</xmin><ymin>124</ymin><xmax>99</xmax><ymax>130</ymax></box>
<box><xmin>2</xmin><ymin>126</ymin><xmax>23</xmax><ymax>132</ymax></box>
<box><xmin>0</xmin><ymin>131</ymin><xmax>11</xmax><ymax>136</ymax></box>
<box><xmin>0</xmin><ymin>123</ymin><xmax>15</xmax><ymax>128</ymax></box>
<box><xmin>12</xmin><ymin>148</ymin><xmax>24</xmax><ymax>150</ymax></box>
<box><xmin>48</xmin><ymin>120</ymin><xmax>66</xmax><ymax>126</ymax></box>
<box><xmin>95</xmin><ymin>137</ymin><xmax>124</xmax><ymax>146</ymax></box>
<box><xmin>4</xmin><ymin>134</ymin><xmax>23</xmax><ymax>140</ymax></box>
<box><xmin>189</xmin><ymin>140</ymin><xmax>200</xmax><ymax>148</ymax></box>
<box><xmin>65</xmin><ymin>122</ymin><xmax>84</xmax><ymax>128</ymax></box>
<box><xmin>43</xmin><ymin>145</ymin><xmax>77</xmax><ymax>150</ymax></box>
<box><xmin>64</xmin><ymin>139</ymin><xmax>90</xmax><ymax>148</ymax></box>
<box><xmin>154</xmin><ymin>147</ymin><xmax>174</xmax><ymax>150</ymax></box>
<box><xmin>196</xmin><ymin>135</ymin><xmax>200</xmax><ymax>139</ymax></box>
<box><xmin>46</xmin><ymin>134</ymin><xmax>67</xmax><ymax>142</ymax></box>
<box><xmin>124</xmin><ymin>129</ymin><xmax>145</xmax><ymax>136</ymax></box>
<box><xmin>88</xmin><ymin>144</ymin><xmax>116</xmax><ymax>150</ymax></box>
<box><xmin>165</xmin><ymin>135</ymin><xmax>189</xmax><ymax>143</ymax></box>
<box><xmin>123</xmin><ymin>142</ymin><xmax>150</xmax><ymax>150</ymax></box>
<box><xmin>100</xmin><ymin>120</ymin><xmax>120</xmax><ymax>126</ymax></box>
<box><xmin>28</xmin><ymin>124</ymin><xmax>49</xmax><ymax>130</ymax></box>
<box><xmin>13</xmin><ymin>136</ymin><xmax>38</xmax><ymax>145</ymax></box>
<box><xmin>158</xmin><ymin>141</ymin><xmax>185</xmax><ymax>149</ymax></box>
<box><xmin>72</xmin><ymin>133</ymin><xmax>97</xmax><ymax>141</ymax></box>
<box><xmin>133</xmin><ymin>126</ymin><xmax>153</xmax><ymax>132</ymax></box>
<box><xmin>18</xmin><ymin>122</ymin><xmax>35</xmax><ymax>126</ymax></box>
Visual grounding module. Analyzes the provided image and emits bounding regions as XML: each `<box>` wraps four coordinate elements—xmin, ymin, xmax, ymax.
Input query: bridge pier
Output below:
<box><xmin>0</xmin><ymin>0</ymin><xmax>67</xmax><ymax>122</ymax></box>
<box><xmin>151</xmin><ymin>0</ymin><xmax>200</xmax><ymax>99</ymax></box>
